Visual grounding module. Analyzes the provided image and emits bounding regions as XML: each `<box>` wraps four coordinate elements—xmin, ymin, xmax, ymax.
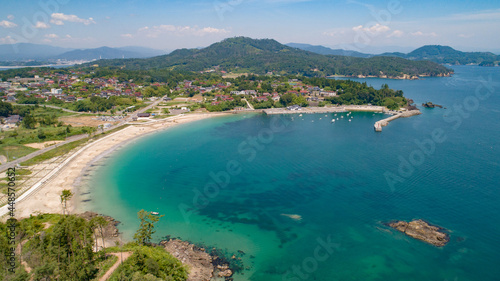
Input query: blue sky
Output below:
<box><xmin>1</xmin><ymin>0</ymin><xmax>499</xmax><ymax>53</ymax></box>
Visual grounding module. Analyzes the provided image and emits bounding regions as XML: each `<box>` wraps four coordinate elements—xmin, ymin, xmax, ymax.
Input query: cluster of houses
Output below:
<box><xmin>0</xmin><ymin>69</ymin><xmax>344</xmax><ymax>117</ymax></box>
<box><xmin>0</xmin><ymin>71</ymin><xmax>153</xmax><ymax>103</ymax></box>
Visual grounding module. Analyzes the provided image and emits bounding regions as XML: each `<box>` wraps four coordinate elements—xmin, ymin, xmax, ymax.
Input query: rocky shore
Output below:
<box><xmin>160</xmin><ymin>239</ymin><xmax>234</xmax><ymax>281</ymax></box>
<box><xmin>79</xmin><ymin>212</ymin><xmax>235</xmax><ymax>280</ymax></box>
<box><xmin>387</xmin><ymin>219</ymin><xmax>450</xmax><ymax>247</ymax></box>
<box><xmin>422</xmin><ymin>102</ymin><xmax>444</xmax><ymax>108</ymax></box>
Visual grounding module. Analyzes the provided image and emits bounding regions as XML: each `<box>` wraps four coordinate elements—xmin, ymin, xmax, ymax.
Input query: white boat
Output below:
<box><xmin>349</xmin><ymin>119</ymin><xmax>352</xmax><ymax>122</ymax></box>
<box><xmin>151</xmin><ymin>211</ymin><xmax>160</xmax><ymax>215</ymax></box>
<box><xmin>341</xmin><ymin>116</ymin><xmax>344</xmax><ymax>118</ymax></box>
<box><xmin>299</xmin><ymin>114</ymin><xmax>303</xmax><ymax>116</ymax></box>
<box><xmin>334</xmin><ymin>114</ymin><xmax>337</xmax><ymax>116</ymax></box>
<box><xmin>331</xmin><ymin>119</ymin><xmax>335</xmax><ymax>123</ymax></box>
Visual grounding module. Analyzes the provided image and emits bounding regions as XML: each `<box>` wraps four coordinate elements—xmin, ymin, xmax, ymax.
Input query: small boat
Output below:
<box><xmin>331</xmin><ymin>119</ymin><xmax>335</xmax><ymax>123</ymax></box>
<box><xmin>299</xmin><ymin>114</ymin><xmax>303</xmax><ymax>117</ymax></box>
<box><xmin>151</xmin><ymin>212</ymin><xmax>160</xmax><ymax>215</ymax></box>
<box><xmin>334</xmin><ymin>114</ymin><xmax>337</xmax><ymax>116</ymax></box>
<box><xmin>341</xmin><ymin>116</ymin><xmax>344</xmax><ymax>118</ymax></box>
<box><xmin>349</xmin><ymin>119</ymin><xmax>352</xmax><ymax>122</ymax></box>
<box><xmin>337</xmin><ymin>118</ymin><xmax>339</xmax><ymax>120</ymax></box>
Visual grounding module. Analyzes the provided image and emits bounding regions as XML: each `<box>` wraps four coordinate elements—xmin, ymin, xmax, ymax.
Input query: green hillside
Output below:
<box><xmin>85</xmin><ymin>37</ymin><xmax>453</xmax><ymax>78</ymax></box>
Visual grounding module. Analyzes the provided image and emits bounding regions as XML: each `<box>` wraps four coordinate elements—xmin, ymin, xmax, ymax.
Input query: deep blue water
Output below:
<box><xmin>88</xmin><ymin>65</ymin><xmax>500</xmax><ymax>281</ymax></box>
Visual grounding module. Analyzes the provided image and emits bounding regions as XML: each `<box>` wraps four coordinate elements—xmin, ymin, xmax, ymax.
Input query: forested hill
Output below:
<box><xmin>381</xmin><ymin>45</ymin><xmax>499</xmax><ymax>65</ymax></box>
<box><xmin>82</xmin><ymin>37</ymin><xmax>453</xmax><ymax>78</ymax></box>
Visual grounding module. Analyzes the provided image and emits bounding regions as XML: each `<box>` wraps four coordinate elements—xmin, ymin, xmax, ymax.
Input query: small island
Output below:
<box><xmin>422</xmin><ymin>102</ymin><xmax>443</xmax><ymax>108</ymax></box>
<box><xmin>387</xmin><ymin>219</ymin><xmax>450</xmax><ymax>247</ymax></box>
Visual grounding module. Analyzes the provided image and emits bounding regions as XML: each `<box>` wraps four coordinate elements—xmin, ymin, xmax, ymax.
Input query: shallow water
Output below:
<box><xmin>88</xmin><ymin>65</ymin><xmax>500</xmax><ymax>281</ymax></box>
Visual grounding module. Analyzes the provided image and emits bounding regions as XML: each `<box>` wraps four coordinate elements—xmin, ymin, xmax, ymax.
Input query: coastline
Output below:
<box><xmin>3</xmin><ymin>112</ymin><xmax>230</xmax><ymax>219</ymax></box>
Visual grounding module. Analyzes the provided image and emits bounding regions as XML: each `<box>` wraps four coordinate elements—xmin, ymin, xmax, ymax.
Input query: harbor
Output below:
<box><xmin>263</xmin><ymin>105</ymin><xmax>386</xmax><ymax>115</ymax></box>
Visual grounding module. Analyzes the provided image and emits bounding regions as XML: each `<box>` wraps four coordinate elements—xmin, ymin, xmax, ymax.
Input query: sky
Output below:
<box><xmin>0</xmin><ymin>0</ymin><xmax>499</xmax><ymax>54</ymax></box>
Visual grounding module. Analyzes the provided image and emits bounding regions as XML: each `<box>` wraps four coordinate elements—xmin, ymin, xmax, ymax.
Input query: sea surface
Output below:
<box><xmin>87</xmin><ymin>65</ymin><xmax>500</xmax><ymax>281</ymax></box>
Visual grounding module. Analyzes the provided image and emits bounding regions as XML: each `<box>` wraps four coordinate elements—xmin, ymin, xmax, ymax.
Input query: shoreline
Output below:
<box><xmin>1</xmin><ymin>112</ymin><xmax>230</xmax><ymax>219</ymax></box>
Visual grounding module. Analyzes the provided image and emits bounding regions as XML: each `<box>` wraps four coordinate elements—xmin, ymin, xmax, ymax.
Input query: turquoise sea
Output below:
<box><xmin>87</xmin><ymin>65</ymin><xmax>500</xmax><ymax>281</ymax></box>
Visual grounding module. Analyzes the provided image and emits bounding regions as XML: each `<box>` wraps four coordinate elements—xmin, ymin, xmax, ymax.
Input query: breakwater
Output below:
<box><xmin>374</xmin><ymin>110</ymin><xmax>421</xmax><ymax>132</ymax></box>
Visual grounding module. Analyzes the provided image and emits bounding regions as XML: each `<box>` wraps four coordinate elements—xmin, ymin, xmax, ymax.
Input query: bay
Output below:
<box><xmin>88</xmin><ymin>65</ymin><xmax>500</xmax><ymax>281</ymax></box>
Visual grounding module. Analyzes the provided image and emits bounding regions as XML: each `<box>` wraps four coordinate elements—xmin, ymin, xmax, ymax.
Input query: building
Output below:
<box><xmin>51</xmin><ymin>88</ymin><xmax>63</xmax><ymax>95</ymax></box>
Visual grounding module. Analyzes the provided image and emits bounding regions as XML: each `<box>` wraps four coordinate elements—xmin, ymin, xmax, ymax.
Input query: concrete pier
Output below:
<box><xmin>374</xmin><ymin>110</ymin><xmax>421</xmax><ymax>132</ymax></box>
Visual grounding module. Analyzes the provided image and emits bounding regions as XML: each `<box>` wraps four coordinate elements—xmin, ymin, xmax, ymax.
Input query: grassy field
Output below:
<box><xmin>0</xmin><ymin>144</ymin><xmax>38</xmax><ymax>162</ymax></box>
<box><xmin>20</xmin><ymin>138</ymin><xmax>89</xmax><ymax>166</ymax></box>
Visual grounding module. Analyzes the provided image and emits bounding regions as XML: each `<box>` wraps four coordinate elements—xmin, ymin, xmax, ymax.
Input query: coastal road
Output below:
<box><xmin>14</xmin><ymin>103</ymin><xmax>81</xmax><ymax>114</ymax></box>
<box><xmin>0</xmin><ymin>95</ymin><xmax>169</xmax><ymax>172</ymax></box>
<box><xmin>0</xmin><ymin>134</ymin><xmax>88</xmax><ymax>172</ymax></box>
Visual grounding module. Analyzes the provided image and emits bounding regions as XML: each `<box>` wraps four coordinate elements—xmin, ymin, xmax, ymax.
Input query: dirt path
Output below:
<box><xmin>99</xmin><ymin>251</ymin><xmax>132</xmax><ymax>281</ymax></box>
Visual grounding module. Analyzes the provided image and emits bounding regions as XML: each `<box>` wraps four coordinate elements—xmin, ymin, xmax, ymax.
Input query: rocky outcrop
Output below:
<box><xmin>422</xmin><ymin>102</ymin><xmax>443</xmax><ymax>108</ymax></box>
<box><xmin>161</xmin><ymin>239</ymin><xmax>233</xmax><ymax>281</ymax></box>
<box><xmin>388</xmin><ymin>219</ymin><xmax>450</xmax><ymax>247</ymax></box>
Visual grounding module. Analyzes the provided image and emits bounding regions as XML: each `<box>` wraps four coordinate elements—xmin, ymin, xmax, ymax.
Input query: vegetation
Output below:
<box><xmin>60</xmin><ymin>189</ymin><xmax>73</xmax><ymax>215</ymax></box>
<box><xmin>20</xmin><ymin>137</ymin><xmax>88</xmax><ymax>166</ymax></box>
<box><xmin>109</xmin><ymin>245</ymin><xmax>188</xmax><ymax>281</ymax></box>
<box><xmin>0</xmin><ymin>213</ymin><xmax>188</xmax><ymax>281</ymax></box>
<box><xmin>80</xmin><ymin>37</ymin><xmax>453</xmax><ymax>77</ymax></box>
<box><xmin>381</xmin><ymin>45</ymin><xmax>500</xmax><ymax>65</ymax></box>
<box><xmin>134</xmin><ymin>209</ymin><xmax>164</xmax><ymax>246</ymax></box>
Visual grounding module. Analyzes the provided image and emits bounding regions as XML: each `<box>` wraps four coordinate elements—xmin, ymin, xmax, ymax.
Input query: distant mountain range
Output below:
<box><xmin>286</xmin><ymin>43</ymin><xmax>373</xmax><ymax>58</ymax></box>
<box><xmin>84</xmin><ymin>37</ymin><xmax>452</xmax><ymax>78</ymax></box>
<box><xmin>288</xmin><ymin>43</ymin><xmax>500</xmax><ymax>66</ymax></box>
<box><xmin>0</xmin><ymin>43</ymin><xmax>168</xmax><ymax>62</ymax></box>
<box><xmin>380</xmin><ymin>45</ymin><xmax>499</xmax><ymax>65</ymax></box>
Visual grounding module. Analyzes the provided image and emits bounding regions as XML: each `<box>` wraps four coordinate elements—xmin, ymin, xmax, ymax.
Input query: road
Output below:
<box><xmin>242</xmin><ymin>98</ymin><xmax>255</xmax><ymax>110</ymax></box>
<box><xmin>0</xmin><ymin>134</ymin><xmax>88</xmax><ymax>172</ymax></box>
<box><xmin>14</xmin><ymin>103</ymin><xmax>81</xmax><ymax>114</ymax></box>
<box><xmin>99</xmin><ymin>252</ymin><xmax>133</xmax><ymax>281</ymax></box>
<box><xmin>0</xmin><ymin>96</ymin><xmax>168</xmax><ymax>172</ymax></box>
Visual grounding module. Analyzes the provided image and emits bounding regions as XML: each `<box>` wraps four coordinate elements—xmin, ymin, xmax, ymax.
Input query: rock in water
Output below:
<box><xmin>388</xmin><ymin>219</ymin><xmax>450</xmax><ymax>247</ymax></box>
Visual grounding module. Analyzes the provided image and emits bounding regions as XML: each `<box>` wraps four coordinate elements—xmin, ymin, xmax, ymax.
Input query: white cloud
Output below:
<box><xmin>411</xmin><ymin>31</ymin><xmax>437</xmax><ymax>37</ymax></box>
<box><xmin>7</xmin><ymin>15</ymin><xmax>15</xmax><ymax>20</ymax></box>
<box><xmin>50</xmin><ymin>13</ymin><xmax>96</xmax><ymax>26</ymax></box>
<box><xmin>121</xmin><ymin>33</ymin><xmax>133</xmax><ymax>38</ymax></box>
<box><xmin>353</xmin><ymin>23</ymin><xmax>390</xmax><ymax>34</ymax></box>
<box><xmin>45</xmin><ymin>34</ymin><xmax>59</xmax><ymax>39</ymax></box>
<box><xmin>0</xmin><ymin>20</ymin><xmax>17</xmax><ymax>28</ymax></box>
<box><xmin>34</xmin><ymin>21</ymin><xmax>50</xmax><ymax>29</ymax></box>
<box><xmin>138</xmin><ymin>25</ymin><xmax>229</xmax><ymax>38</ymax></box>
<box><xmin>0</xmin><ymin>36</ymin><xmax>17</xmax><ymax>44</ymax></box>
<box><xmin>387</xmin><ymin>30</ymin><xmax>404</xmax><ymax>38</ymax></box>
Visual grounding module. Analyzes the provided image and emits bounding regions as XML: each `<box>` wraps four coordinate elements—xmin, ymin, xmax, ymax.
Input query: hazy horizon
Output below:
<box><xmin>1</xmin><ymin>0</ymin><xmax>499</xmax><ymax>54</ymax></box>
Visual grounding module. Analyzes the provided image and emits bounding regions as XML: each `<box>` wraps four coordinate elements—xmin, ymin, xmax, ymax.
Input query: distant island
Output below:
<box><xmin>289</xmin><ymin>43</ymin><xmax>499</xmax><ymax>66</ymax></box>
<box><xmin>80</xmin><ymin>37</ymin><xmax>453</xmax><ymax>79</ymax></box>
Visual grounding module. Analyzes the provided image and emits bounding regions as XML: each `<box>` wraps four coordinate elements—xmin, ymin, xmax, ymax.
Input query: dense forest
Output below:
<box><xmin>0</xmin><ymin>213</ymin><xmax>188</xmax><ymax>281</ymax></box>
<box><xmin>81</xmin><ymin>37</ymin><xmax>453</xmax><ymax>77</ymax></box>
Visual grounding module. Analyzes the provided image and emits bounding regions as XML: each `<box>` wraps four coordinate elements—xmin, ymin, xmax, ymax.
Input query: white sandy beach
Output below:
<box><xmin>6</xmin><ymin>113</ymin><xmax>229</xmax><ymax>219</ymax></box>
